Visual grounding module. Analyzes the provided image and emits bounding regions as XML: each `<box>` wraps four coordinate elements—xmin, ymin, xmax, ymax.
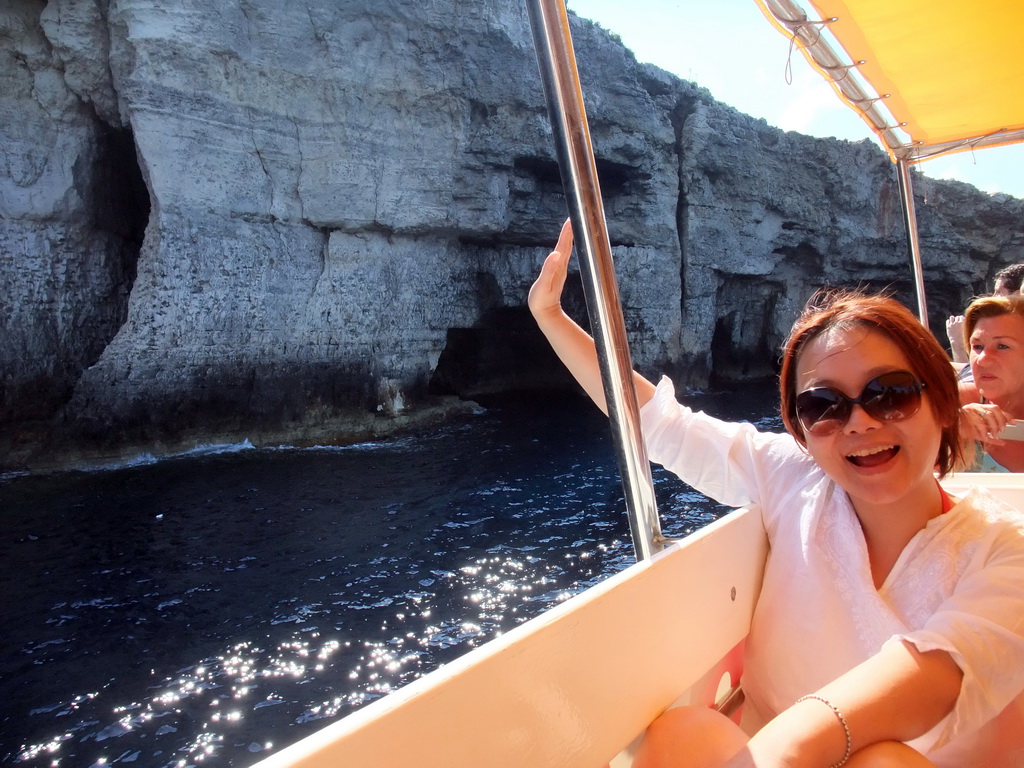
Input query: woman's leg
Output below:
<box><xmin>632</xmin><ymin>706</ymin><xmax>748</xmax><ymax>768</ymax></box>
<box><xmin>846</xmin><ymin>741</ymin><xmax>938</xmax><ymax>768</ymax></box>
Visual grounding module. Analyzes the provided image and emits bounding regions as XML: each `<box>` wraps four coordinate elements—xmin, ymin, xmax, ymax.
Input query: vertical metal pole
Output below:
<box><xmin>896</xmin><ymin>158</ymin><xmax>929</xmax><ymax>328</ymax></box>
<box><xmin>525</xmin><ymin>0</ymin><xmax>663</xmax><ymax>561</ymax></box>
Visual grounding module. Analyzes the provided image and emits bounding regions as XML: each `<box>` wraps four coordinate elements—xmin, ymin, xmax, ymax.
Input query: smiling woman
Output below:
<box><xmin>530</xmin><ymin>219</ymin><xmax>1024</xmax><ymax>766</ymax></box>
<box><xmin>784</xmin><ymin>316</ymin><xmax>949</xmax><ymax>590</ymax></box>
<box><xmin>961</xmin><ymin>295</ymin><xmax>1024</xmax><ymax>472</ymax></box>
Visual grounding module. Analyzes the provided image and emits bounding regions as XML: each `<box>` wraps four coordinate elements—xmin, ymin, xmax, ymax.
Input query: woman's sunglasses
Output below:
<box><xmin>795</xmin><ymin>370</ymin><xmax>926</xmax><ymax>436</ymax></box>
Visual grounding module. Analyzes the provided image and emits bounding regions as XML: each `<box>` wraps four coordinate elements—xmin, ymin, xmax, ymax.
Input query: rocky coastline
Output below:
<box><xmin>3</xmin><ymin>0</ymin><xmax>1022</xmax><ymax>472</ymax></box>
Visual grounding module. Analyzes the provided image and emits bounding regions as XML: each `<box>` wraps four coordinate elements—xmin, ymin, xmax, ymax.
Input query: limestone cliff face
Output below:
<box><xmin>2</xmin><ymin>0</ymin><xmax>1022</xmax><ymax>468</ymax></box>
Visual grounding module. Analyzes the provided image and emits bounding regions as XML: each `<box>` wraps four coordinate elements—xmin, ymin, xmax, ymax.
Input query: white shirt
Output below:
<box><xmin>641</xmin><ymin>376</ymin><xmax>1024</xmax><ymax>766</ymax></box>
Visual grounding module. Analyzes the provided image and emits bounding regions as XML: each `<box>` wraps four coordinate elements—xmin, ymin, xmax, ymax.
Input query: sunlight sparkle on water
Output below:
<box><xmin>14</xmin><ymin>541</ymin><xmax>622</xmax><ymax>767</ymax></box>
<box><xmin>3</xmin><ymin>383</ymin><xmax>748</xmax><ymax>766</ymax></box>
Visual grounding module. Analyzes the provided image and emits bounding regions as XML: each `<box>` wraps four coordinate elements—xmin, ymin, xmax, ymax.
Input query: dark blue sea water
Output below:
<box><xmin>0</xmin><ymin>385</ymin><xmax>780</xmax><ymax>768</ymax></box>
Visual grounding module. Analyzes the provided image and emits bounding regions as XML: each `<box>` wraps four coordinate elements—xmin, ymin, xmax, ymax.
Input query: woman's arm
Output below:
<box><xmin>726</xmin><ymin>641</ymin><xmax>961</xmax><ymax>767</ymax></box>
<box><xmin>528</xmin><ymin>220</ymin><xmax>656</xmax><ymax>414</ymax></box>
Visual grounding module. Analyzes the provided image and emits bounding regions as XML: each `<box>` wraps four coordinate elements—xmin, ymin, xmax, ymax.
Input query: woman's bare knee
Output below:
<box><xmin>633</xmin><ymin>706</ymin><xmax>747</xmax><ymax>768</ymax></box>
<box><xmin>846</xmin><ymin>741</ymin><xmax>937</xmax><ymax>768</ymax></box>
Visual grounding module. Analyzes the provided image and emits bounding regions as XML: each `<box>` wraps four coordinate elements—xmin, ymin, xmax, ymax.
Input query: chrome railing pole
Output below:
<box><xmin>525</xmin><ymin>0</ymin><xmax>663</xmax><ymax>561</ymax></box>
<box><xmin>896</xmin><ymin>158</ymin><xmax>929</xmax><ymax>328</ymax></box>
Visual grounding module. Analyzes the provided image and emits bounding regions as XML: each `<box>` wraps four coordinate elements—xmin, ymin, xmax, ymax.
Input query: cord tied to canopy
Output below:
<box><xmin>783</xmin><ymin>16</ymin><xmax>838</xmax><ymax>84</ymax></box>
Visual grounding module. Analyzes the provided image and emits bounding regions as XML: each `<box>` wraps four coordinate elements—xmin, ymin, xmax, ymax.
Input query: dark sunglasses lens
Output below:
<box><xmin>796</xmin><ymin>389</ymin><xmax>848</xmax><ymax>435</ymax></box>
<box><xmin>796</xmin><ymin>371</ymin><xmax>923</xmax><ymax>436</ymax></box>
<box><xmin>861</xmin><ymin>372</ymin><xmax>923</xmax><ymax>421</ymax></box>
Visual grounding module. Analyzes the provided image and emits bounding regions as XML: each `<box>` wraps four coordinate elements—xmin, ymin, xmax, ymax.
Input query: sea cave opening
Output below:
<box><xmin>428</xmin><ymin>306</ymin><xmax>584</xmax><ymax>403</ymax></box>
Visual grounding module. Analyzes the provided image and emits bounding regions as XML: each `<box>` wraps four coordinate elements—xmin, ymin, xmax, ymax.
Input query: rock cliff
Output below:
<box><xmin>2</xmin><ymin>0</ymin><xmax>1022</xmax><ymax>469</ymax></box>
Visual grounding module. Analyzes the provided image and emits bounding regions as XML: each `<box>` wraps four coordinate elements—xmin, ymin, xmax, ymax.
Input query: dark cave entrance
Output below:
<box><xmin>80</xmin><ymin>123</ymin><xmax>150</xmax><ymax>367</ymax></box>
<box><xmin>92</xmin><ymin>124</ymin><xmax>150</xmax><ymax>251</ymax></box>
<box><xmin>428</xmin><ymin>306</ymin><xmax>583</xmax><ymax>401</ymax></box>
<box><xmin>709</xmin><ymin>310</ymin><xmax>780</xmax><ymax>384</ymax></box>
<box><xmin>6</xmin><ymin>125</ymin><xmax>152</xmax><ymax>429</ymax></box>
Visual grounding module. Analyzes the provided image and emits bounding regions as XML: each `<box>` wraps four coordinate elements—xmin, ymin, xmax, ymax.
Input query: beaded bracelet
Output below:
<box><xmin>796</xmin><ymin>694</ymin><xmax>852</xmax><ymax>768</ymax></box>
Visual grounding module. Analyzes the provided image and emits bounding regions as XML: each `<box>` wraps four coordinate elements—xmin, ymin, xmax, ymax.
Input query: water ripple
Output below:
<box><xmin>1</xmin><ymin>386</ymin><xmax>777</xmax><ymax>766</ymax></box>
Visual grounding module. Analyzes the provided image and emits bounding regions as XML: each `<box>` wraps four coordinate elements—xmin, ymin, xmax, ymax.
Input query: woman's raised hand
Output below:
<box><xmin>525</xmin><ymin>219</ymin><xmax>656</xmax><ymax>413</ymax></box>
<box><xmin>946</xmin><ymin>315</ymin><xmax>968</xmax><ymax>364</ymax></box>
<box><xmin>528</xmin><ymin>219</ymin><xmax>573</xmax><ymax>321</ymax></box>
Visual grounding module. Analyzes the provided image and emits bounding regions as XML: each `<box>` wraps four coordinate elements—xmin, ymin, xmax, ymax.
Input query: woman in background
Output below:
<box><xmin>946</xmin><ymin>262</ymin><xmax>1024</xmax><ymax>365</ymax></box>
<box><xmin>959</xmin><ymin>294</ymin><xmax>1024</xmax><ymax>471</ymax></box>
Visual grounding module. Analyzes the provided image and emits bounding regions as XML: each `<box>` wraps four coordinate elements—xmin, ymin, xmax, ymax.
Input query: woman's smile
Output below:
<box><xmin>846</xmin><ymin>443</ymin><xmax>899</xmax><ymax>468</ymax></box>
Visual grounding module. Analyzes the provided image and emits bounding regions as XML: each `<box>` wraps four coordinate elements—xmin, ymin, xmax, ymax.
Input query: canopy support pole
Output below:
<box><xmin>525</xmin><ymin>0</ymin><xmax>663</xmax><ymax>561</ymax></box>
<box><xmin>895</xmin><ymin>158</ymin><xmax>929</xmax><ymax>328</ymax></box>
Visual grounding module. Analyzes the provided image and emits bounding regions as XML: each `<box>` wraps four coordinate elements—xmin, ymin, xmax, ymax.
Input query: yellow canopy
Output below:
<box><xmin>753</xmin><ymin>0</ymin><xmax>1024</xmax><ymax>163</ymax></box>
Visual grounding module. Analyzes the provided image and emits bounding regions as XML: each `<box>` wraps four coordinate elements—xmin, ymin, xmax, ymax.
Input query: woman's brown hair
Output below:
<box><xmin>963</xmin><ymin>294</ymin><xmax>1024</xmax><ymax>348</ymax></box>
<box><xmin>779</xmin><ymin>289</ymin><xmax>962</xmax><ymax>476</ymax></box>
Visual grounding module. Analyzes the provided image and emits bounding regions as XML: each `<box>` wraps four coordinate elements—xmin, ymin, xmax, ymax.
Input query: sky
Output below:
<box><xmin>565</xmin><ymin>0</ymin><xmax>1024</xmax><ymax>199</ymax></box>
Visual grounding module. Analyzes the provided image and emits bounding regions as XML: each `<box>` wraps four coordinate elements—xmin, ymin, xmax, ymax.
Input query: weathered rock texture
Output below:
<box><xmin>2</xmin><ymin>0</ymin><xmax>1022</xmax><ymax>469</ymax></box>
